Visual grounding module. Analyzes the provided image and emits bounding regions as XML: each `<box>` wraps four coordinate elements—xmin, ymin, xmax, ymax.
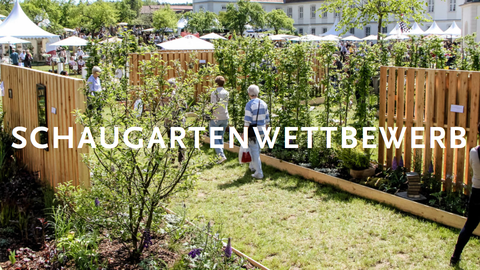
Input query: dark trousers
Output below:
<box><xmin>453</xmin><ymin>187</ymin><xmax>480</xmax><ymax>258</ymax></box>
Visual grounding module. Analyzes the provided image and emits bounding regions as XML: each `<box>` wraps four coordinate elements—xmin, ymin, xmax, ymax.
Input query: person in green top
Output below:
<box><xmin>10</xmin><ymin>50</ymin><xmax>19</xmax><ymax>65</ymax></box>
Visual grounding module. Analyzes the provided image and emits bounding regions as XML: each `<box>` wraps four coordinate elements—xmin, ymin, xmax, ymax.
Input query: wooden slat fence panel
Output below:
<box><xmin>379</xmin><ymin>66</ymin><xmax>480</xmax><ymax>192</ymax></box>
<box><xmin>1</xmin><ymin>64</ymin><xmax>89</xmax><ymax>188</ymax></box>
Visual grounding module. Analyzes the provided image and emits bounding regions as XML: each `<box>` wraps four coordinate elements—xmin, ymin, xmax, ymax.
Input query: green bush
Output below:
<box><xmin>339</xmin><ymin>148</ymin><xmax>371</xmax><ymax>170</ymax></box>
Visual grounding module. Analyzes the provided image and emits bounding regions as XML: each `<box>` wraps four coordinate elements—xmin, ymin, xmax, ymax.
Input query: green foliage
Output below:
<box><xmin>221</xmin><ymin>0</ymin><xmax>266</xmax><ymax>35</ymax></box>
<box><xmin>339</xmin><ymin>147</ymin><xmax>371</xmax><ymax>170</ymax></box>
<box><xmin>152</xmin><ymin>5</ymin><xmax>178</xmax><ymax>37</ymax></box>
<box><xmin>184</xmin><ymin>9</ymin><xmax>220</xmax><ymax>36</ymax></box>
<box><xmin>77</xmin><ymin>31</ymin><xmax>214</xmax><ymax>261</ymax></box>
<box><xmin>377</xmin><ymin>167</ymin><xmax>407</xmax><ymax>193</ymax></box>
<box><xmin>319</xmin><ymin>0</ymin><xmax>428</xmax><ymax>39</ymax></box>
<box><xmin>82</xmin><ymin>0</ymin><xmax>118</xmax><ymax>33</ymax></box>
<box><xmin>428</xmin><ymin>191</ymin><xmax>468</xmax><ymax>216</ymax></box>
<box><xmin>265</xmin><ymin>9</ymin><xmax>294</xmax><ymax>35</ymax></box>
<box><xmin>9</xmin><ymin>250</ymin><xmax>16</xmax><ymax>265</ymax></box>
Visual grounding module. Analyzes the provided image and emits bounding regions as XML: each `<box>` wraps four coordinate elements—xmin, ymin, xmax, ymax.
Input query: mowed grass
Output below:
<box><xmin>32</xmin><ymin>64</ymin><xmax>82</xmax><ymax>79</ymax></box>
<box><xmin>169</xmin><ymin>149</ymin><xmax>480</xmax><ymax>270</ymax></box>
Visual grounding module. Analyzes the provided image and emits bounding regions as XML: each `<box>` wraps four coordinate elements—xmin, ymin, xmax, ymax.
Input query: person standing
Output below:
<box><xmin>209</xmin><ymin>76</ymin><xmax>229</xmax><ymax>164</ymax></box>
<box><xmin>19</xmin><ymin>50</ymin><xmax>25</xmax><ymax>63</ymax></box>
<box><xmin>77</xmin><ymin>47</ymin><xmax>84</xmax><ymax>58</ymax></box>
<box><xmin>24</xmin><ymin>50</ymin><xmax>33</xmax><ymax>68</ymax></box>
<box><xmin>451</xmin><ymin>122</ymin><xmax>480</xmax><ymax>266</ymax></box>
<box><xmin>244</xmin><ymin>85</ymin><xmax>269</xmax><ymax>179</ymax></box>
<box><xmin>87</xmin><ymin>66</ymin><xmax>102</xmax><ymax>112</ymax></box>
<box><xmin>10</xmin><ymin>50</ymin><xmax>19</xmax><ymax>65</ymax></box>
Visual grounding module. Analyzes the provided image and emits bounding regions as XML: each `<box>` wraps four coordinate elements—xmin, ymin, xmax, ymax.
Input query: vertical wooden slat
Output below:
<box><xmin>395</xmin><ymin>68</ymin><xmax>406</xmax><ymax>164</ymax></box>
<box><xmin>455</xmin><ymin>72</ymin><xmax>468</xmax><ymax>191</ymax></box>
<box><xmin>386</xmin><ymin>67</ymin><xmax>396</xmax><ymax>168</ymax></box>
<box><xmin>435</xmin><ymin>70</ymin><xmax>447</xmax><ymax>182</ymax></box>
<box><xmin>414</xmin><ymin>69</ymin><xmax>425</xmax><ymax>172</ymax></box>
<box><xmin>444</xmin><ymin>71</ymin><xmax>458</xmax><ymax>191</ymax></box>
<box><xmin>467</xmin><ymin>73</ymin><xmax>480</xmax><ymax>191</ymax></box>
<box><xmin>404</xmin><ymin>69</ymin><xmax>415</xmax><ymax>171</ymax></box>
<box><xmin>424</xmin><ymin>70</ymin><xmax>435</xmax><ymax>173</ymax></box>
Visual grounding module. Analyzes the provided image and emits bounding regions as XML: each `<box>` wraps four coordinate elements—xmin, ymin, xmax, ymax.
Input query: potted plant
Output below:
<box><xmin>339</xmin><ymin>147</ymin><xmax>375</xmax><ymax>179</ymax></box>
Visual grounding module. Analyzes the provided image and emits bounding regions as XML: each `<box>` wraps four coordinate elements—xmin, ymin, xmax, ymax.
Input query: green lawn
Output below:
<box><xmin>32</xmin><ymin>64</ymin><xmax>82</xmax><ymax>79</ymax></box>
<box><xmin>169</xmin><ymin>148</ymin><xmax>480</xmax><ymax>270</ymax></box>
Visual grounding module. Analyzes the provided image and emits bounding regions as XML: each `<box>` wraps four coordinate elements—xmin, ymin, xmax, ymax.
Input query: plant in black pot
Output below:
<box><xmin>339</xmin><ymin>147</ymin><xmax>375</xmax><ymax>179</ymax></box>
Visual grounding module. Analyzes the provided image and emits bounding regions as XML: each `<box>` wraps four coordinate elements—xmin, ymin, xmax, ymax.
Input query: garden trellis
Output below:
<box><xmin>378</xmin><ymin>66</ymin><xmax>480</xmax><ymax>192</ymax></box>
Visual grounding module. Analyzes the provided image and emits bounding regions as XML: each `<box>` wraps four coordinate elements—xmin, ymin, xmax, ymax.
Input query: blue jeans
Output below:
<box><xmin>209</xmin><ymin>119</ymin><xmax>228</xmax><ymax>158</ymax></box>
<box><xmin>248</xmin><ymin>137</ymin><xmax>263</xmax><ymax>177</ymax></box>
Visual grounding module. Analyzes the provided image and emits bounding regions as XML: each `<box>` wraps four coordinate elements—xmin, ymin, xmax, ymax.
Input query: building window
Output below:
<box><xmin>311</xmin><ymin>28</ymin><xmax>316</xmax><ymax>35</ymax></box>
<box><xmin>334</xmin><ymin>12</ymin><xmax>339</xmax><ymax>18</ymax></box>
<box><xmin>382</xmin><ymin>26</ymin><xmax>387</xmax><ymax>33</ymax></box>
<box><xmin>449</xmin><ymin>0</ymin><xmax>456</xmax><ymax>11</ymax></box>
<box><xmin>287</xmin><ymin>7</ymin><xmax>292</xmax><ymax>17</ymax></box>
<box><xmin>199</xmin><ymin>5</ymin><xmax>203</xmax><ymax>10</ymax></box>
<box><xmin>323</xmin><ymin>11</ymin><xmax>327</xmax><ymax>18</ymax></box>
<box><xmin>221</xmin><ymin>5</ymin><xmax>226</xmax><ymax>10</ymax></box>
<box><xmin>349</xmin><ymin>28</ymin><xmax>355</xmax><ymax>34</ymax></box>
<box><xmin>322</xmin><ymin>28</ymin><xmax>327</xmax><ymax>33</ymax></box>
<box><xmin>365</xmin><ymin>26</ymin><xmax>371</xmax><ymax>36</ymax></box>
<box><xmin>299</xmin><ymin>28</ymin><xmax>303</xmax><ymax>34</ymax></box>
<box><xmin>299</xmin><ymin>7</ymin><xmax>303</xmax><ymax>19</ymax></box>
<box><xmin>428</xmin><ymin>0</ymin><xmax>434</xmax><ymax>12</ymax></box>
<box><xmin>311</xmin><ymin>5</ymin><xmax>316</xmax><ymax>18</ymax></box>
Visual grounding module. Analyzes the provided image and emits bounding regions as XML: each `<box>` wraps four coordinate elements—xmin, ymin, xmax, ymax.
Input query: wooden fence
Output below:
<box><xmin>1</xmin><ymin>64</ymin><xmax>89</xmax><ymax>188</ymax></box>
<box><xmin>378</xmin><ymin>66</ymin><xmax>480</xmax><ymax>191</ymax></box>
<box><xmin>128</xmin><ymin>50</ymin><xmax>325</xmax><ymax>97</ymax></box>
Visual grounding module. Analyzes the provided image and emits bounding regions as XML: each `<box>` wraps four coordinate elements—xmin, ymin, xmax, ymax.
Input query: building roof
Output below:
<box><xmin>251</xmin><ymin>0</ymin><xmax>284</xmax><ymax>3</ymax></box>
<box><xmin>140</xmin><ymin>5</ymin><xmax>193</xmax><ymax>14</ymax></box>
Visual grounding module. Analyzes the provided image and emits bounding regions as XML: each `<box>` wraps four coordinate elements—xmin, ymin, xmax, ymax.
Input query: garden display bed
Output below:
<box><xmin>205</xmin><ymin>138</ymin><xmax>480</xmax><ymax>237</ymax></box>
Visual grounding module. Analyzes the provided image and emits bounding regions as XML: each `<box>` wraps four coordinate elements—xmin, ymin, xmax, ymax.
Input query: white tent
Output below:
<box><xmin>177</xmin><ymin>18</ymin><xmax>188</xmax><ymax>29</ymax></box>
<box><xmin>388</xmin><ymin>23</ymin><xmax>402</xmax><ymax>36</ymax></box>
<box><xmin>385</xmin><ymin>34</ymin><xmax>410</xmax><ymax>40</ymax></box>
<box><xmin>290</xmin><ymin>34</ymin><xmax>323</xmax><ymax>42</ymax></box>
<box><xmin>143</xmin><ymin>28</ymin><xmax>155</xmax><ymax>32</ymax></box>
<box><xmin>322</xmin><ymin>34</ymin><xmax>340</xmax><ymax>41</ymax></box>
<box><xmin>157</xmin><ymin>35</ymin><xmax>214</xmax><ymax>50</ymax></box>
<box><xmin>100</xmin><ymin>36</ymin><xmax>122</xmax><ymax>43</ymax></box>
<box><xmin>322</xmin><ymin>17</ymin><xmax>342</xmax><ymax>36</ymax></box>
<box><xmin>200</xmin><ymin>33</ymin><xmax>227</xmax><ymax>40</ymax></box>
<box><xmin>117</xmin><ymin>22</ymin><xmax>128</xmax><ymax>26</ymax></box>
<box><xmin>443</xmin><ymin>21</ymin><xmax>461</xmax><ymax>37</ymax></box>
<box><xmin>0</xmin><ymin>1</ymin><xmax>58</xmax><ymax>38</ymax></box>
<box><xmin>63</xmin><ymin>28</ymin><xmax>75</xmax><ymax>33</ymax></box>
<box><xmin>405</xmin><ymin>22</ymin><xmax>425</xmax><ymax>36</ymax></box>
<box><xmin>363</xmin><ymin>35</ymin><xmax>380</xmax><ymax>41</ymax></box>
<box><xmin>342</xmin><ymin>35</ymin><xmax>361</xmax><ymax>41</ymax></box>
<box><xmin>424</xmin><ymin>21</ymin><xmax>444</xmax><ymax>35</ymax></box>
<box><xmin>269</xmin><ymin>34</ymin><xmax>297</xmax><ymax>41</ymax></box>
<box><xmin>49</xmin><ymin>36</ymin><xmax>87</xmax><ymax>46</ymax></box>
<box><xmin>0</xmin><ymin>36</ymin><xmax>30</xmax><ymax>44</ymax></box>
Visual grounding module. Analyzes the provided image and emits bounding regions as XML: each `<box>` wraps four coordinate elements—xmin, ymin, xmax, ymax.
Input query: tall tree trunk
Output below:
<box><xmin>377</xmin><ymin>15</ymin><xmax>383</xmax><ymax>41</ymax></box>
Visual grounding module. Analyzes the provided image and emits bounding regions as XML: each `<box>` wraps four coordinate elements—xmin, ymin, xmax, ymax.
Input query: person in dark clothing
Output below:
<box><xmin>451</xmin><ymin>122</ymin><xmax>480</xmax><ymax>266</ymax></box>
<box><xmin>10</xmin><ymin>50</ymin><xmax>19</xmax><ymax>65</ymax></box>
<box><xmin>23</xmin><ymin>50</ymin><xmax>33</xmax><ymax>68</ymax></box>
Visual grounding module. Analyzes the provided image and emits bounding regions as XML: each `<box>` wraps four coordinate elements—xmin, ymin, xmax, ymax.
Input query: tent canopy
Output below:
<box><xmin>290</xmin><ymin>34</ymin><xmax>323</xmax><ymax>42</ymax></box>
<box><xmin>200</xmin><ymin>33</ymin><xmax>227</xmax><ymax>40</ymax></box>
<box><xmin>322</xmin><ymin>17</ymin><xmax>342</xmax><ymax>36</ymax></box>
<box><xmin>342</xmin><ymin>35</ymin><xmax>361</xmax><ymax>41</ymax></box>
<box><xmin>444</xmin><ymin>21</ymin><xmax>461</xmax><ymax>36</ymax></box>
<box><xmin>49</xmin><ymin>36</ymin><xmax>87</xmax><ymax>46</ymax></box>
<box><xmin>0</xmin><ymin>36</ymin><xmax>30</xmax><ymax>44</ymax></box>
<box><xmin>385</xmin><ymin>34</ymin><xmax>410</xmax><ymax>40</ymax></box>
<box><xmin>388</xmin><ymin>23</ymin><xmax>402</xmax><ymax>36</ymax></box>
<box><xmin>269</xmin><ymin>34</ymin><xmax>297</xmax><ymax>41</ymax></box>
<box><xmin>424</xmin><ymin>21</ymin><xmax>444</xmax><ymax>35</ymax></box>
<box><xmin>322</xmin><ymin>34</ymin><xmax>340</xmax><ymax>41</ymax></box>
<box><xmin>100</xmin><ymin>36</ymin><xmax>122</xmax><ymax>43</ymax></box>
<box><xmin>177</xmin><ymin>18</ymin><xmax>188</xmax><ymax>29</ymax></box>
<box><xmin>0</xmin><ymin>1</ymin><xmax>58</xmax><ymax>39</ymax></box>
<box><xmin>157</xmin><ymin>35</ymin><xmax>214</xmax><ymax>50</ymax></box>
<box><xmin>363</xmin><ymin>35</ymin><xmax>379</xmax><ymax>41</ymax></box>
<box><xmin>405</xmin><ymin>22</ymin><xmax>425</xmax><ymax>36</ymax></box>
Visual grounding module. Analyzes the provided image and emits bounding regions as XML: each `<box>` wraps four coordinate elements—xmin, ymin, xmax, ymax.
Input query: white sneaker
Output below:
<box><xmin>251</xmin><ymin>173</ymin><xmax>263</xmax><ymax>179</ymax></box>
<box><xmin>217</xmin><ymin>156</ymin><xmax>227</xmax><ymax>164</ymax></box>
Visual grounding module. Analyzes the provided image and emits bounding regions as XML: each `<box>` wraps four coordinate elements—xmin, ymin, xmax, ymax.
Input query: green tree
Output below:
<box><xmin>221</xmin><ymin>0</ymin><xmax>265</xmax><ymax>35</ymax></box>
<box><xmin>0</xmin><ymin>0</ymin><xmax>13</xmax><ymax>15</ymax></box>
<box><xmin>152</xmin><ymin>5</ymin><xmax>177</xmax><ymax>41</ymax></box>
<box><xmin>116</xmin><ymin>0</ymin><xmax>137</xmax><ymax>24</ymax></box>
<box><xmin>265</xmin><ymin>9</ymin><xmax>294</xmax><ymax>35</ymax></box>
<box><xmin>184</xmin><ymin>9</ymin><xmax>219</xmax><ymax>36</ymax></box>
<box><xmin>319</xmin><ymin>0</ymin><xmax>428</xmax><ymax>40</ymax></box>
<box><xmin>82</xmin><ymin>0</ymin><xmax>118</xmax><ymax>34</ymax></box>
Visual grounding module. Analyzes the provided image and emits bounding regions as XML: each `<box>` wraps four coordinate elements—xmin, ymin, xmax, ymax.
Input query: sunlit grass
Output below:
<box><xmin>170</xmin><ymin>148</ymin><xmax>480</xmax><ymax>269</ymax></box>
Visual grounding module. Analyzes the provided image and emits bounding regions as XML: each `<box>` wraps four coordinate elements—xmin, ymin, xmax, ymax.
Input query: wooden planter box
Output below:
<box><xmin>205</xmin><ymin>138</ymin><xmax>480</xmax><ymax>236</ymax></box>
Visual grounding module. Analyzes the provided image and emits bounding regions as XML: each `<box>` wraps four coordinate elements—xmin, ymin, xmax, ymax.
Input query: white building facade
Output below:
<box><xmin>192</xmin><ymin>0</ymin><xmax>463</xmax><ymax>38</ymax></box>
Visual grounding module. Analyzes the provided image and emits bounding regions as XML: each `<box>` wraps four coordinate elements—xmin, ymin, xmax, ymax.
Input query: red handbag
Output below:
<box><xmin>241</xmin><ymin>151</ymin><xmax>252</xmax><ymax>163</ymax></box>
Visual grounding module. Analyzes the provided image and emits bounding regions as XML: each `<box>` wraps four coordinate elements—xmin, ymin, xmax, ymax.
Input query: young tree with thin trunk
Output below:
<box><xmin>265</xmin><ymin>9</ymin><xmax>294</xmax><ymax>35</ymax></box>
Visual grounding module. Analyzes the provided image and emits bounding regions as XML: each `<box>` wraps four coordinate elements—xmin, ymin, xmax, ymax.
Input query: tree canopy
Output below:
<box><xmin>220</xmin><ymin>0</ymin><xmax>266</xmax><ymax>35</ymax></box>
<box><xmin>265</xmin><ymin>9</ymin><xmax>294</xmax><ymax>35</ymax></box>
<box><xmin>183</xmin><ymin>9</ymin><xmax>219</xmax><ymax>36</ymax></box>
<box><xmin>152</xmin><ymin>5</ymin><xmax>177</xmax><ymax>38</ymax></box>
<box><xmin>319</xmin><ymin>0</ymin><xmax>428</xmax><ymax>40</ymax></box>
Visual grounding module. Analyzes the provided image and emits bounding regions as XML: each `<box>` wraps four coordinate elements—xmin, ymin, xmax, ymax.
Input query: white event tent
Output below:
<box><xmin>157</xmin><ymin>35</ymin><xmax>214</xmax><ymax>50</ymax></box>
<box><xmin>291</xmin><ymin>34</ymin><xmax>323</xmax><ymax>42</ymax></box>
<box><xmin>444</xmin><ymin>21</ymin><xmax>461</xmax><ymax>37</ymax></box>
<box><xmin>0</xmin><ymin>1</ymin><xmax>59</xmax><ymax>58</ymax></box>
<box><xmin>50</xmin><ymin>36</ymin><xmax>88</xmax><ymax>47</ymax></box>
<box><xmin>424</xmin><ymin>21</ymin><xmax>444</xmax><ymax>35</ymax></box>
<box><xmin>322</xmin><ymin>17</ymin><xmax>342</xmax><ymax>36</ymax></box>
<box><xmin>269</xmin><ymin>34</ymin><xmax>297</xmax><ymax>41</ymax></box>
<box><xmin>342</xmin><ymin>35</ymin><xmax>361</xmax><ymax>41</ymax></box>
<box><xmin>200</xmin><ymin>33</ymin><xmax>227</xmax><ymax>40</ymax></box>
<box><xmin>363</xmin><ymin>35</ymin><xmax>379</xmax><ymax>41</ymax></box>
<box><xmin>405</xmin><ymin>22</ymin><xmax>425</xmax><ymax>36</ymax></box>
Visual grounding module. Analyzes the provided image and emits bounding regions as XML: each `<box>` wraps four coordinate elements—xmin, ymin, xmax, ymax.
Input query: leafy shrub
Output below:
<box><xmin>339</xmin><ymin>148</ymin><xmax>371</xmax><ymax>170</ymax></box>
